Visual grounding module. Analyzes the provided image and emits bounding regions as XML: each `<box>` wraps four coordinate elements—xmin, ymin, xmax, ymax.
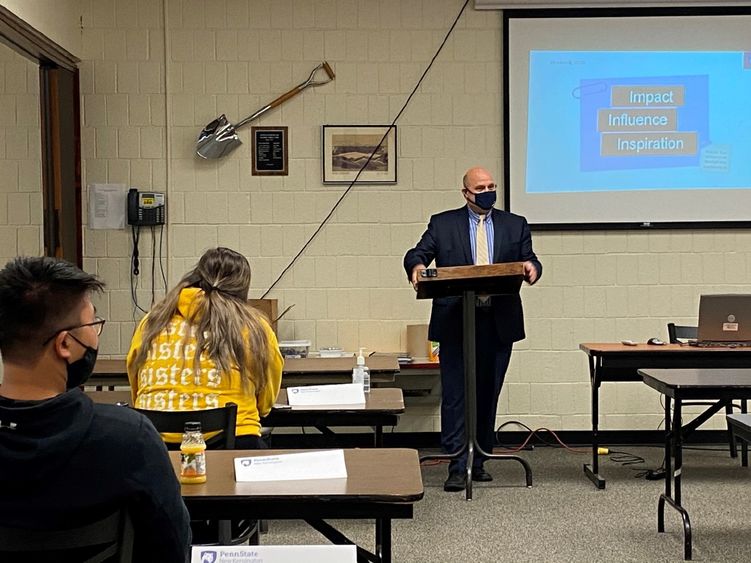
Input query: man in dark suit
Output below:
<box><xmin>404</xmin><ymin>166</ymin><xmax>542</xmax><ymax>492</ymax></box>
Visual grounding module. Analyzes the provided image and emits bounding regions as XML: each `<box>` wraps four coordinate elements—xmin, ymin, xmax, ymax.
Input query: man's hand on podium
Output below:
<box><xmin>410</xmin><ymin>264</ymin><xmax>426</xmax><ymax>291</ymax></box>
<box><xmin>523</xmin><ymin>261</ymin><xmax>539</xmax><ymax>285</ymax></box>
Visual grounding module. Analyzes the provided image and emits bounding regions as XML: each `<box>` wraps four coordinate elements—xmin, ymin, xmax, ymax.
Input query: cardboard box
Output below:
<box><xmin>406</xmin><ymin>324</ymin><xmax>430</xmax><ymax>360</ymax></box>
<box><xmin>249</xmin><ymin>298</ymin><xmax>279</xmax><ymax>334</ymax></box>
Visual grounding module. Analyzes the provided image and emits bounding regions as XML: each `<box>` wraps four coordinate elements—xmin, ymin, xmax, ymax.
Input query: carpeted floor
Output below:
<box><xmin>262</xmin><ymin>445</ymin><xmax>751</xmax><ymax>562</ymax></box>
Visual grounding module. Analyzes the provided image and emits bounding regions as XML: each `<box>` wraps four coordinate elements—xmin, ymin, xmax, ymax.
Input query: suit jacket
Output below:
<box><xmin>404</xmin><ymin>206</ymin><xmax>542</xmax><ymax>344</ymax></box>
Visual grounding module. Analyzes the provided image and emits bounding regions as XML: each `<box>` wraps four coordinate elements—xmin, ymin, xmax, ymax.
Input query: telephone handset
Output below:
<box><xmin>127</xmin><ymin>188</ymin><xmax>165</xmax><ymax>226</ymax></box>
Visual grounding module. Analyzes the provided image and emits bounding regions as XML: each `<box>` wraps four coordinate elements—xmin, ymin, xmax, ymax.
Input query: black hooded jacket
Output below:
<box><xmin>0</xmin><ymin>388</ymin><xmax>191</xmax><ymax>561</ymax></box>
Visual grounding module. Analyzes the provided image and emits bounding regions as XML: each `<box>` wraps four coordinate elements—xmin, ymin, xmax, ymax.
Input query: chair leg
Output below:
<box><xmin>249</xmin><ymin>521</ymin><xmax>261</xmax><ymax>545</ymax></box>
<box><xmin>218</xmin><ymin>520</ymin><xmax>232</xmax><ymax>545</ymax></box>
<box><xmin>726</xmin><ymin>402</ymin><xmax>738</xmax><ymax>459</ymax></box>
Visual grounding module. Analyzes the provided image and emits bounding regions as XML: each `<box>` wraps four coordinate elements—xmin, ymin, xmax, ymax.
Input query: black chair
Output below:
<box><xmin>0</xmin><ymin>507</ymin><xmax>133</xmax><ymax>562</ymax></box>
<box><xmin>134</xmin><ymin>402</ymin><xmax>238</xmax><ymax>450</ymax></box>
<box><xmin>727</xmin><ymin>413</ymin><xmax>751</xmax><ymax>465</ymax></box>
<box><xmin>134</xmin><ymin>402</ymin><xmax>257</xmax><ymax>545</ymax></box>
<box><xmin>667</xmin><ymin>323</ymin><xmax>743</xmax><ymax>459</ymax></box>
<box><xmin>667</xmin><ymin>322</ymin><xmax>698</xmax><ymax>343</ymax></box>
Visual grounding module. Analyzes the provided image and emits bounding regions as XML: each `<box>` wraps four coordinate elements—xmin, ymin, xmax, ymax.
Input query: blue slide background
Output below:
<box><xmin>526</xmin><ymin>51</ymin><xmax>751</xmax><ymax>193</ymax></box>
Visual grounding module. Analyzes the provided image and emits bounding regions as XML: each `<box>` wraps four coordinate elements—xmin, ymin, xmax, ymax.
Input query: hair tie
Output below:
<box><xmin>205</xmin><ymin>283</ymin><xmax>228</xmax><ymax>296</ymax></box>
<box><xmin>202</xmin><ymin>283</ymin><xmax>219</xmax><ymax>294</ymax></box>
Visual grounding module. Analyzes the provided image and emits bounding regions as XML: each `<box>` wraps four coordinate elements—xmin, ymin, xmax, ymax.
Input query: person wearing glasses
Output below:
<box><xmin>0</xmin><ymin>256</ymin><xmax>190</xmax><ymax>562</ymax></box>
<box><xmin>404</xmin><ymin>166</ymin><xmax>542</xmax><ymax>492</ymax></box>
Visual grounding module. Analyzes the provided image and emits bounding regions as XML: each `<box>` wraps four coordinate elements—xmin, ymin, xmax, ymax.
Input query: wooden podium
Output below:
<box><xmin>416</xmin><ymin>262</ymin><xmax>532</xmax><ymax>499</ymax></box>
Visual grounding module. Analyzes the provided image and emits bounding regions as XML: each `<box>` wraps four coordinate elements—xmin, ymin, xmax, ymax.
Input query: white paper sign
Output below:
<box><xmin>191</xmin><ymin>545</ymin><xmax>356</xmax><ymax>563</ymax></box>
<box><xmin>88</xmin><ymin>183</ymin><xmax>127</xmax><ymax>229</ymax></box>
<box><xmin>286</xmin><ymin>383</ymin><xmax>365</xmax><ymax>408</ymax></box>
<box><xmin>234</xmin><ymin>449</ymin><xmax>347</xmax><ymax>482</ymax></box>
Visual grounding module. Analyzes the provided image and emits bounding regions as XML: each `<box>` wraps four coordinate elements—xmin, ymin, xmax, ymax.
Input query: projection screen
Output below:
<box><xmin>504</xmin><ymin>7</ymin><xmax>751</xmax><ymax>229</ymax></box>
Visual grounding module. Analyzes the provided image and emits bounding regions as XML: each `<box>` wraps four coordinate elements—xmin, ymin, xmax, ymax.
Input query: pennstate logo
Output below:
<box><xmin>200</xmin><ymin>551</ymin><xmax>217</xmax><ymax>563</ymax></box>
<box><xmin>240</xmin><ymin>459</ymin><xmax>253</xmax><ymax>467</ymax></box>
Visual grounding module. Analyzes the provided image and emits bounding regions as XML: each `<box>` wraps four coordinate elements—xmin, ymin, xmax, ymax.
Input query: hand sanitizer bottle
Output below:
<box><xmin>353</xmin><ymin>347</ymin><xmax>370</xmax><ymax>393</ymax></box>
<box><xmin>352</xmin><ymin>352</ymin><xmax>363</xmax><ymax>386</ymax></box>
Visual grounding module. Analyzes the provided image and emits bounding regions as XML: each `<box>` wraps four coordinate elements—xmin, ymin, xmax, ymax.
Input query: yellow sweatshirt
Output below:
<box><xmin>126</xmin><ymin>287</ymin><xmax>283</xmax><ymax>440</ymax></box>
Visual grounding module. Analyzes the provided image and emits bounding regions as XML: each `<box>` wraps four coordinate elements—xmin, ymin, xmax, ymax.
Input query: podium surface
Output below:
<box><xmin>416</xmin><ymin>263</ymin><xmax>524</xmax><ymax>299</ymax></box>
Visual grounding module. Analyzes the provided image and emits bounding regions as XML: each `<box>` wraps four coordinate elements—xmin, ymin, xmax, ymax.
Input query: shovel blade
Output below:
<box><xmin>196</xmin><ymin>114</ymin><xmax>243</xmax><ymax>159</ymax></box>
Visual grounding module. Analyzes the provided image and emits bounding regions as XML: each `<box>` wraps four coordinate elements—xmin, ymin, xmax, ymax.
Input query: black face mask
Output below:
<box><xmin>474</xmin><ymin>191</ymin><xmax>496</xmax><ymax>210</ymax></box>
<box><xmin>66</xmin><ymin>334</ymin><xmax>98</xmax><ymax>390</ymax></box>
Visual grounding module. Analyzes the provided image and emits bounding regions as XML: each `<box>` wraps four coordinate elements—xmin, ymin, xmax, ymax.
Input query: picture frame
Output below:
<box><xmin>251</xmin><ymin>126</ymin><xmax>288</xmax><ymax>176</ymax></box>
<box><xmin>322</xmin><ymin>125</ymin><xmax>397</xmax><ymax>184</ymax></box>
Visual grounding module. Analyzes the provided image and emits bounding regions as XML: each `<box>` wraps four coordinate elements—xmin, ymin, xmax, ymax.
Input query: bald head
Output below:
<box><xmin>462</xmin><ymin>167</ymin><xmax>494</xmax><ymax>190</ymax></box>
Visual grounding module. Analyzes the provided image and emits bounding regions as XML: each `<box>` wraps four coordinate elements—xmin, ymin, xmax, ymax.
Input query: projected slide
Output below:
<box><xmin>526</xmin><ymin>51</ymin><xmax>751</xmax><ymax>193</ymax></box>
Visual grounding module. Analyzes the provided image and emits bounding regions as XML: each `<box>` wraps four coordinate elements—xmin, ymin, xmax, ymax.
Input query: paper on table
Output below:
<box><xmin>234</xmin><ymin>449</ymin><xmax>347</xmax><ymax>482</ymax></box>
<box><xmin>286</xmin><ymin>383</ymin><xmax>365</xmax><ymax>408</ymax></box>
<box><xmin>191</xmin><ymin>544</ymin><xmax>356</xmax><ymax>563</ymax></box>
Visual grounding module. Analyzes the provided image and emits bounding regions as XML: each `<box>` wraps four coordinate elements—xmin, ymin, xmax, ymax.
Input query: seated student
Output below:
<box><xmin>0</xmin><ymin>256</ymin><xmax>191</xmax><ymax>562</ymax></box>
<box><xmin>127</xmin><ymin>247</ymin><xmax>283</xmax><ymax>449</ymax></box>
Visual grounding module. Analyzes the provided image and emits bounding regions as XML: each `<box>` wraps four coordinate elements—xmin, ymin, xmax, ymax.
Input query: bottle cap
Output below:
<box><xmin>184</xmin><ymin>421</ymin><xmax>202</xmax><ymax>432</ymax></box>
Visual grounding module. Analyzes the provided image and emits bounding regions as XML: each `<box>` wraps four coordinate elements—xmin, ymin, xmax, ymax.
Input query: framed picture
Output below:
<box><xmin>322</xmin><ymin>125</ymin><xmax>397</xmax><ymax>184</ymax></box>
<box><xmin>251</xmin><ymin>126</ymin><xmax>288</xmax><ymax>176</ymax></box>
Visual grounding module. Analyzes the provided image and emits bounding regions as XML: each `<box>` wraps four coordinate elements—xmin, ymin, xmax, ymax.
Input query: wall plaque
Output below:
<box><xmin>251</xmin><ymin>126</ymin><xmax>288</xmax><ymax>176</ymax></box>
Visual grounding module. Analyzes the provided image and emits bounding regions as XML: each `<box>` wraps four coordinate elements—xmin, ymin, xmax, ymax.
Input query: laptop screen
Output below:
<box><xmin>697</xmin><ymin>294</ymin><xmax>751</xmax><ymax>343</ymax></box>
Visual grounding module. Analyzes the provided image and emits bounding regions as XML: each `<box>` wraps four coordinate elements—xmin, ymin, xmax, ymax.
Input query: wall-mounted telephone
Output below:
<box><xmin>127</xmin><ymin>188</ymin><xmax>165</xmax><ymax>226</ymax></box>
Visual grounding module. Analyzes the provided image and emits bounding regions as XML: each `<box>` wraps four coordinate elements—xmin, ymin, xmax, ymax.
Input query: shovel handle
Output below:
<box><xmin>234</xmin><ymin>86</ymin><xmax>304</xmax><ymax>129</ymax></box>
<box><xmin>268</xmin><ymin>84</ymin><xmax>307</xmax><ymax>110</ymax></box>
<box><xmin>234</xmin><ymin>62</ymin><xmax>335</xmax><ymax>130</ymax></box>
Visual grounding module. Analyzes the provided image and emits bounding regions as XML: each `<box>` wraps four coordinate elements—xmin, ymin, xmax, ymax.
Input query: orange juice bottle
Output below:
<box><xmin>428</xmin><ymin>341</ymin><xmax>440</xmax><ymax>363</ymax></box>
<box><xmin>180</xmin><ymin>421</ymin><xmax>207</xmax><ymax>484</ymax></box>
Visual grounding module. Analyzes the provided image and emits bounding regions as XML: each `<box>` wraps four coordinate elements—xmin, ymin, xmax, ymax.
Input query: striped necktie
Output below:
<box><xmin>476</xmin><ymin>214</ymin><xmax>489</xmax><ymax>265</ymax></box>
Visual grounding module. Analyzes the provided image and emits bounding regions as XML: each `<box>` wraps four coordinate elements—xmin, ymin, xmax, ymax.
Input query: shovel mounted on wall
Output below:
<box><xmin>196</xmin><ymin>61</ymin><xmax>336</xmax><ymax>159</ymax></box>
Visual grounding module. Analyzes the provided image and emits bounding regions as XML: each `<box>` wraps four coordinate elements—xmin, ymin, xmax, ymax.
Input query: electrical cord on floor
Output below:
<box><xmin>604</xmin><ymin>449</ymin><xmax>658</xmax><ymax>479</ymax></box>
<box><xmin>494</xmin><ymin>422</ymin><xmax>668</xmax><ymax>479</ymax></box>
<box><xmin>494</xmin><ymin>421</ymin><xmax>589</xmax><ymax>454</ymax></box>
<box><xmin>420</xmin><ymin>459</ymin><xmax>448</xmax><ymax>467</ymax></box>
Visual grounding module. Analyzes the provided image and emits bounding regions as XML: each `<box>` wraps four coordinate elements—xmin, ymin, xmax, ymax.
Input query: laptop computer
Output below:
<box><xmin>694</xmin><ymin>294</ymin><xmax>751</xmax><ymax>347</ymax></box>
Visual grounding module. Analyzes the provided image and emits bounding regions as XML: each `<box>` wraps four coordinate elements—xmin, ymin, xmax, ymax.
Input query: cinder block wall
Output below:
<box><xmin>10</xmin><ymin>0</ymin><xmax>751</xmax><ymax>432</ymax></box>
<box><xmin>0</xmin><ymin>45</ymin><xmax>43</xmax><ymax>264</ymax></box>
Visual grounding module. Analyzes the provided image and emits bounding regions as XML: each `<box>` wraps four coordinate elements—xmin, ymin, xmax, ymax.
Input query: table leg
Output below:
<box><xmin>665</xmin><ymin>395</ymin><xmax>672</xmax><ymax>500</ymax></box>
<box><xmin>727</xmin><ymin>401</ymin><xmax>738</xmax><ymax>459</ymax></box>
<box><xmin>743</xmin><ymin>400</ymin><xmax>748</xmax><ymax>467</ymax></box>
<box><xmin>659</xmin><ymin>397</ymin><xmax>693</xmax><ymax>560</ymax></box>
<box><xmin>583</xmin><ymin>356</ymin><xmax>606</xmax><ymax>489</ymax></box>
<box><xmin>662</xmin><ymin>494</ymin><xmax>692</xmax><ymax>561</ymax></box>
<box><xmin>464</xmin><ymin>291</ymin><xmax>476</xmax><ymax>501</ymax></box>
<box><xmin>674</xmin><ymin>398</ymin><xmax>692</xmax><ymax>560</ymax></box>
<box><xmin>659</xmin><ymin>394</ymin><xmax>671</xmax><ymax>533</ymax></box>
<box><xmin>306</xmin><ymin>519</ymin><xmax>380</xmax><ymax>563</ymax></box>
<box><xmin>673</xmin><ymin>398</ymin><xmax>683</xmax><ymax>507</ymax></box>
<box><xmin>375</xmin><ymin>518</ymin><xmax>391</xmax><ymax>563</ymax></box>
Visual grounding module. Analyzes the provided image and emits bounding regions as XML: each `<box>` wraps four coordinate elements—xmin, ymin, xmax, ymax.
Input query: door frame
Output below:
<box><xmin>0</xmin><ymin>5</ymin><xmax>81</xmax><ymax>264</ymax></box>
